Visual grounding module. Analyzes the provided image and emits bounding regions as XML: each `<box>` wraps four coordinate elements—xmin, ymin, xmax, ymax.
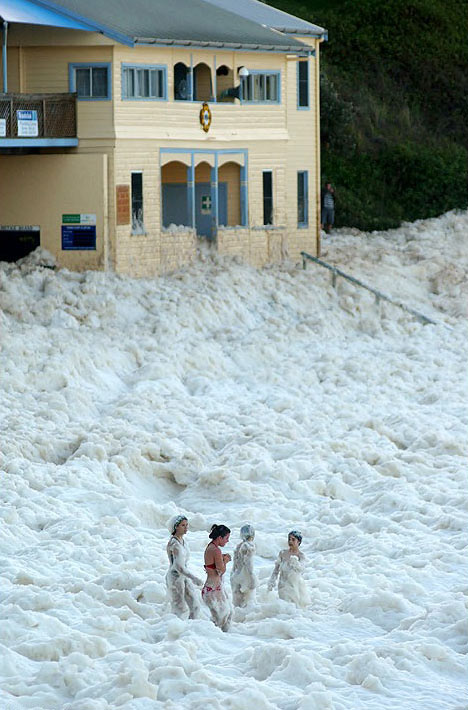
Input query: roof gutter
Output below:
<box><xmin>273</xmin><ymin>26</ymin><xmax>327</xmax><ymax>40</ymax></box>
<box><xmin>134</xmin><ymin>36</ymin><xmax>310</xmax><ymax>54</ymax></box>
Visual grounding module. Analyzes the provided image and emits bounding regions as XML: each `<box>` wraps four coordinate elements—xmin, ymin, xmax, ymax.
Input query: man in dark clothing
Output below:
<box><xmin>321</xmin><ymin>182</ymin><xmax>336</xmax><ymax>234</ymax></box>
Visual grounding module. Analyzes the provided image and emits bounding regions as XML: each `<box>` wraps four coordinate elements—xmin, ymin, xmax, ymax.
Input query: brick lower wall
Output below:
<box><xmin>160</xmin><ymin>228</ymin><xmax>197</xmax><ymax>273</ymax></box>
<box><xmin>114</xmin><ymin>225</ymin><xmax>315</xmax><ymax>278</ymax></box>
<box><xmin>217</xmin><ymin>227</ymin><xmax>291</xmax><ymax>267</ymax></box>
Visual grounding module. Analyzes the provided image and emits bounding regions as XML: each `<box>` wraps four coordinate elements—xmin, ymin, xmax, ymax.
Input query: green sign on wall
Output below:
<box><xmin>201</xmin><ymin>195</ymin><xmax>211</xmax><ymax>214</ymax></box>
<box><xmin>62</xmin><ymin>214</ymin><xmax>96</xmax><ymax>225</ymax></box>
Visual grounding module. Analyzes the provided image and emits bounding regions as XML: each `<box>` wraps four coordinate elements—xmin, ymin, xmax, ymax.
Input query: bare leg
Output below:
<box><xmin>203</xmin><ymin>585</ymin><xmax>232</xmax><ymax>631</ymax></box>
<box><xmin>220</xmin><ymin>607</ymin><xmax>232</xmax><ymax>632</ymax></box>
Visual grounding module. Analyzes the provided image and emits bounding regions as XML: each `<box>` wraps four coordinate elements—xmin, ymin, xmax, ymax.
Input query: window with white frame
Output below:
<box><xmin>131</xmin><ymin>172</ymin><xmax>144</xmax><ymax>233</ymax></box>
<box><xmin>241</xmin><ymin>72</ymin><xmax>280</xmax><ymax>103</ymax></box>
<box><xmin>69</xmin><ymin>64</ymin><xmax>111</xmax><ymax>99</ymax></box>
<box><xmin>122</xmin><ymin>65</ymin><xmax>166</xmax><ymax>100</ymax></box>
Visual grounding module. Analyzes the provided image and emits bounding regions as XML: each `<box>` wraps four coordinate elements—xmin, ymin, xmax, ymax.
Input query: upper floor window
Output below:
<box><xmin>69</xmin><ymin>63</ymin><xmax>111</xmax><ymax>100</ymax></box>
<box><xmin>122</xmin><ymin>64</ymin><xmax>167</xmax><ymax>100</ymax></box>
<box><xmin>297</xmin><ymin>60</ymin><xmax>309</xmax><ymax>109</ymax></box>
<box><xmin>241</xmin><ymin>71</ymin><xmax>280</xmax><ymax>103</ymax></box>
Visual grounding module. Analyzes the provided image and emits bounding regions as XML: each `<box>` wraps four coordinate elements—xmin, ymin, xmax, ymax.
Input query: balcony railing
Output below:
<box><xmin>0</xmin><ymin>93</ymin><xmax>77</xmax><ymax>144</ymax></box>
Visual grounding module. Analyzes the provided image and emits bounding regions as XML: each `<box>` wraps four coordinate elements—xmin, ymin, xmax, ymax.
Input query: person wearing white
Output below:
<box><xmin>230</xmin><ymin>524</ymin><xmax>257</xmax><ymax>607</ymax></box>
<box><xmin>268</xmin><ymin>530</ymin><xmax>310</xmax><ymax>607</ymax></box>
<box><xmin>166</xmin><ymin>514</ymin><xmax>203</xmax><ymax>619</ymax></box>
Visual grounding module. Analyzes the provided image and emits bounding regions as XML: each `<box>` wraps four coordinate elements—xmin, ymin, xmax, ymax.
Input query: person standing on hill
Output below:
<box><xmin>321</xmin><ymin>182</ymin><xmax>336</xmax><ymax>234</ymax></box>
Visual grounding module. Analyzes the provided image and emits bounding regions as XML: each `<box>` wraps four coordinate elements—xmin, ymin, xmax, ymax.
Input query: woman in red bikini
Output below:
<box><xmin>202</xmin><ymin>524</ymin><xmax>232</xmax><ymax>631</ymax></box>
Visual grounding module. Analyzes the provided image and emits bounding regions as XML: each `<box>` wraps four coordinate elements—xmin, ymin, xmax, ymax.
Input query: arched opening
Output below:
<box><xmin>161</xmin><ymin>153</ymin><xmax>247</xmax><ymax>237</ymax></box>
<box><xmin>161</xmin><ymin>161</ymin><xmax>190</xmax><ymax>227</ymax></box>
<box><xmin>193</xmin><ymin>63</ymin><xmax>212</xmax><ymax>102</ymax></box>
<box><xmin>218</xmin><ymin>162</ymin><xmax>241</xmax><ymax>226</ymax></box>
<box><xmin>174</xmin><ymin>62</ymin><xmax>189</xmax><ymax>101</ymax></box>
<box><xmin>194</xmin><ymin>161</ymin><xmax>211</xmax><ymax>183</ymax></box>
<box><xmin>216</xmin><ymin>64</ymin><xmax>237</xmax><ymax>103</ymax></box>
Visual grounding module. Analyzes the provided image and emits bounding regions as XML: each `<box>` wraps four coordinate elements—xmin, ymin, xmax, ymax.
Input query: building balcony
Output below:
<box><xmin>0</xmin><ymin>93</ymin><xmax>78</xmax><ymax>149</ymax></box>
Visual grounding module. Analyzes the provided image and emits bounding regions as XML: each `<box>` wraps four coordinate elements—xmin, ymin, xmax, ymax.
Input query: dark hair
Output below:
<box><xmin>209</xmin><ymin>524</ymin><xmax>231</xmax><ymax>540</ymax></box>
<box><xmin>289</xmin><ymin>529</ymin><xmax>303</xmax><ymax>544</ymax></box>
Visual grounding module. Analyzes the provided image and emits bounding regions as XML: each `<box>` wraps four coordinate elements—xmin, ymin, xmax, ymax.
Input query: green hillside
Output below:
<box><xmin>271</xmin><ymin>0</ymin><xmax>468</xmax><ymax>230</ymax></box>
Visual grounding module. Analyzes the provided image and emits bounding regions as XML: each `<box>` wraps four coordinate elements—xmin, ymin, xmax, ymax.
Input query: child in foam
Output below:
<box><xmin>202</xmin><ymin>524</ymin><xmax>233</xmax><ymax>631</ymax></box>
<box><xmin>268</xmin><ymin>530</ymin><xmax>310</xmax><ymax>608</ymax></box>
<box><xmin>230</xmin><ymin>524</ymin><xmax>257</xmax><ymax>607</ymax></box>
<box><xmin>166</xmin><ymin>514</ymin><xmax>203</xmax><ymax>619</ymax></box>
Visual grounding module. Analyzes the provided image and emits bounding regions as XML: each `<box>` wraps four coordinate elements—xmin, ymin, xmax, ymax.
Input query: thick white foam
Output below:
<box><xmin>1</xmin><ymin>210</ymin><xmax>467</xmax><ymax>709</ymax></box>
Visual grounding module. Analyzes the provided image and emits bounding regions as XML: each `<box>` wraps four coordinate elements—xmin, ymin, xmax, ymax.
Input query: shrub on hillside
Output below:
<box><xmin>322</xmin><ymin>140</ymin><xmax>467</xmax><ymax>230</ymax></box>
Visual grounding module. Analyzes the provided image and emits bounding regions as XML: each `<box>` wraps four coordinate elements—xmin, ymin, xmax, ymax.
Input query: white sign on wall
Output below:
<box><xmin>0</xmin><ymin>118</ymin><xmax>6</xmax><ymax>137</ymax></box>
<box><xmin>0</xmin><ymin>225</ymin><xmax>40</xmax><ymax>231</ymax></box>
<box><xmin>17</xmin><ymin>110</ymin><xmax>38</xmax><ymax>137</ymax></box>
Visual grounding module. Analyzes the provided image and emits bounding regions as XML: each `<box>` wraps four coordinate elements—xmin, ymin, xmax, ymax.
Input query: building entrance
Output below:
<box><xmin>0</xmin><ymin>227</ymin><xmax>40</xmax><ymax>262</ymax></box>
<box><xmin>162</xmin><ymin>182</ymin><xmax>227</xmax><ymax>238</ymax></box>
<box><xmin>195</xmin><ymin>182</ymin><xmax>227</xmax><ymax>237</ymax></box>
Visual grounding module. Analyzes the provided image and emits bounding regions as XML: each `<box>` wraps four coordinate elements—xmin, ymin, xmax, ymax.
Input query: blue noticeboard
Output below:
<box><xmin>61</xmin><ymin>225</ymin><xmax>96</xmax><ymax>250</ymax></box>
<box><xmin>17</xmin><ymin>110</ymin><xmax>36</xmax><ymax>120</ymax></box>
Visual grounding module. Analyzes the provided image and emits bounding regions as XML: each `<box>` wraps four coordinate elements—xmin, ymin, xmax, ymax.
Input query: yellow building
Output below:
<box><xmin>0</xmin><ymin>0</ymin><xmax>326</xmax><ymax>276</ymax></box>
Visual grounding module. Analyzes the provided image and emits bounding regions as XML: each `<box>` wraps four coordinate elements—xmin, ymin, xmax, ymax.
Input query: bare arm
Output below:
<box><xmin>213</xmin><ymin>546</ymin><xmax>230</xmax><ymax>576</ymax></box>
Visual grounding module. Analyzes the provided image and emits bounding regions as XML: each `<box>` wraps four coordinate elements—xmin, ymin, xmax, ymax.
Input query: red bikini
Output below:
<box><xmin>204</xmin><ymin>542</ymin><xmax>219</xmax><ymax>571</ymax></box>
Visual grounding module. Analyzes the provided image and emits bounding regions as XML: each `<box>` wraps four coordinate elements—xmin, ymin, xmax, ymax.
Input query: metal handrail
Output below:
<box><xmin>301</xmin><ymin>251</ymin><xmax>441</xmax><ymax>327</ymax></box>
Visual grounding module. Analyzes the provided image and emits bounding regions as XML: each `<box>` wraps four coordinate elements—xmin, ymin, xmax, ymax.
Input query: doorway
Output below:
<box><xmin>161</xmin><ymin>182</ymin><xmax>227</xmax><ymax>238</ymax></box>
<box><xmin>0</xmin><ymin>227</ymin><xmax>40</xmax><ymax>261</ymax></box>
<box><xmin>195</xmin><ymin>182</ymin><xmax>227</xmax><ymax>237</ymax></box>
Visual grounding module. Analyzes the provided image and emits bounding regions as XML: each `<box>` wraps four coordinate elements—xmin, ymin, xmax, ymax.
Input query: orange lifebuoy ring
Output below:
<box><xmin>200</xmin><ymin>102</ymin><xmax>212</xmax><ymax>133</ymax></box>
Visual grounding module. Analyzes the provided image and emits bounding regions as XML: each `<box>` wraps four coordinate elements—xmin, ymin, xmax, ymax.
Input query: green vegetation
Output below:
<box><xmin>271</xmin><ymin>0</ymin><xmax>468</xmax><ymax>230</ymax></box>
